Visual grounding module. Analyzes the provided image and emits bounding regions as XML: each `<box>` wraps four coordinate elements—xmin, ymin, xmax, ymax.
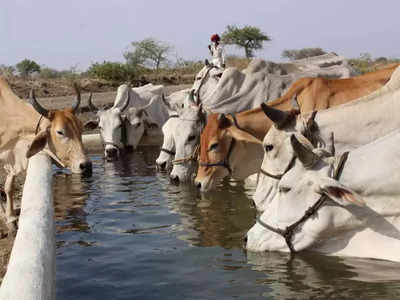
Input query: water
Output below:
<box><xmin>54</xmin><ymin>147</ymin><xmax>400</xmax><ymax>300</ymax></box>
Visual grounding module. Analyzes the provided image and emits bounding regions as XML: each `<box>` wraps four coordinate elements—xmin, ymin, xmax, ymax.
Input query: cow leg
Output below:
<box><xmin>4</xmin><ymin>174</ymin><xmax>18</xmax><ymax>233</ymax></box>
<box><xmin>0</xmin><ymin>186</ymin><xmax>5</xmax><ymax>213</ymax></box>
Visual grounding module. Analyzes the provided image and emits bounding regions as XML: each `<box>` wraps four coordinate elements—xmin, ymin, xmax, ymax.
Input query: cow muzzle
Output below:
<box><xmin>105</xmin><ymin>146</ymin><xmax>119</xmax><ymax>161</ymax></box>
<box><xmin>71</xmin><ymin>158</ymin><xmax>93</xmax><ymax>176</ymax></box>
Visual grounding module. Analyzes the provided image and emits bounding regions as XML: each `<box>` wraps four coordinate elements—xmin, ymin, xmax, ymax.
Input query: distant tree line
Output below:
<box><xmin>2</xmin><ymin>26</ymin><xmax>399</xmax><ymax>83</ymax></box>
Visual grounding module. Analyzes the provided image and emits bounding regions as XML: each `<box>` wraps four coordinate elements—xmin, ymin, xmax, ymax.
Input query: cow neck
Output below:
<box><xmin>196</xmin><ymin>65</ymin><xmax>216</xmax><ymax>103</ymax></box>
<box><xmin>256</xmin><ymin>151</ymin><xmax>349</xmax><ymax>254</ymax></box>
<box><xmin>160</xmin><ymin>115</ymin><xmax>179</xmax><ymax>156</ymax></box>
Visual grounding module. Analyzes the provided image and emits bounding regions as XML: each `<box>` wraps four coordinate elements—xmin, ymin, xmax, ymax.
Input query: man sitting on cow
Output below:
<box><xmin>208</xmin><ymin>34</ymin><xmax>225</xmax><ymax>69</ymax></box>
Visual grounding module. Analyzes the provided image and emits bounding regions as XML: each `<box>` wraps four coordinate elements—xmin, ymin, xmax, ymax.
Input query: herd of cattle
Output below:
<box><xmin>1</xmin><ymin>57</ymin><xmax>400</xmax><ymax>262</ymax></box>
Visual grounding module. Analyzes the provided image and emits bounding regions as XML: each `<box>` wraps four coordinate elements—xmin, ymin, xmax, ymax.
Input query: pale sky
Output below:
<box><xmin>1</xmin><ymin>0</ymin><xmax>399</xmax><ymax>71</ymax></box>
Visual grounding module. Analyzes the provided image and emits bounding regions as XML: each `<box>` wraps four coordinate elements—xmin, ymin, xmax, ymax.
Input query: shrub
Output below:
<box><xmin>87</xmin><ymin>61</ymin><xmax>136</xmax><ymax>82</ymax></box>
<box><xmin>174</xmin><ymin>58</ymin><xmax>204</xmax><ymax>75</ymax></box>
<box><xmin>0</xmin><ymin>65</ymin><xmax>15</xmax><ymax>78</ymax></box>
<box><xmin>39</xmin><ymin>67</ymin><xmax>62</xmax><ymax>79</ymax></box>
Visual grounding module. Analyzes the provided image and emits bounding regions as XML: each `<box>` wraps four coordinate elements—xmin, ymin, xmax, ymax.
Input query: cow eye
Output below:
<box><xmin>56</xmin><ymin>130</ymin><xmax>64</xmax><ymax>136</ymax></box>
<box><xmin>209</xmin><ymin>143</ymin><xmax>218</xmax><ymax>151</ymax></box>
<box><xmin>264</xmin><ymin>144</ymin><xmax>274</xmax><ymax>152</ymax></box>
<box><xmin>188</xmin><ymin>135</ymin><xmax>196</xmax><ymax>142</ymax></box>
<box><xmin>134</xmin><ymin>122</ymin><xmax>141</xmax><ymax>128</ymax></box>
<box><xmin>279</xmin><ymin>186</ymin><xmax>291</xmax><ymax>193</ymax></box>
<box><xmin>196</xmin><ymin>77</ymin><xmax>202</xmax><ymax>80</ymax></box>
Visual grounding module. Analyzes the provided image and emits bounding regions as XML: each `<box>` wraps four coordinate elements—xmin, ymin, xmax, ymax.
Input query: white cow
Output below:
<box><xmin>169</xmin><ymin>101</ymin><xmax>205</xmax><ymax>183</ymax></box>
<box><xmin>85</xmin><ymin>84</ymin><xmax>169</xmax><ymax>160</ymax></box>
<box><xmin>155</xmin><ymin>89</ymin><xmax>190</xmax><ymax>171</ymax></box>
<box><xmin>191</xmin><ymin>60</ymin><xmax>225</xmax><ymax>104</ymax></box>
<box><xmin>254</xmin><ymin>65</ymin><xmax>400</xmax><ymax>211</ymax></box>
<box><xmin>247</xmin><ymin>131</ymin><xmax>400</xmax><ymax>262</ymax></box>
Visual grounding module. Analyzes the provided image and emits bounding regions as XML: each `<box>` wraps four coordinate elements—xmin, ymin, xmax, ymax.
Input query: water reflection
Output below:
<box><xmin>54</xmin><ymin>147</ymin><xmax>400</xmax><ymax>299</ymax></box>
<box><xmin>157</xmin><ymin>174</ymin><xmax>256</xmax><ymax>248</ymax></box>
<box><xmin>247</xmin><ymin>251</ymin><xmax>400</xmax><ymax>299</ymax></box>
<box><xmin>53</xmin><ymin>171</ymin><xmax>90</xmax><ymax>233</ymax></box>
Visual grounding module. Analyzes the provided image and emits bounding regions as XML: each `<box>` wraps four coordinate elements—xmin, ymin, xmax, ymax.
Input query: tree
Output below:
<box><xmin>124</xmin><ymin>38</ymin><xmax>172</xmax><ymax>70</ymax></box>
<box><xmin>281</xmin><ymin>48</ymin><xmax>327</xmax><ymax>61</ymax></box>
<box><xmin>221</xmin><ymin>25</ymin><xmax>271</xmax><ymax>58</ymax></box>
<box><xmin>16</xmin><ymin>59</ymin><xmax>41</xmax><ymax>77</ymax></box>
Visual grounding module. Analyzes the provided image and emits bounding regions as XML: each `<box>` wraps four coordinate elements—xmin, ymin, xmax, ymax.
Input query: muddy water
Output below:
<box><xmin>54</xmin><ymin>147</ymin><xmax>400</xmax><ymax>300</ymax></box>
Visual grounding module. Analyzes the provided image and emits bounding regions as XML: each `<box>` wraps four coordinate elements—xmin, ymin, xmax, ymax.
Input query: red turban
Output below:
<box><xmin>210</xmin><ymin>34</ymin><xmax>220</xmax><ymax>42</ymax></box>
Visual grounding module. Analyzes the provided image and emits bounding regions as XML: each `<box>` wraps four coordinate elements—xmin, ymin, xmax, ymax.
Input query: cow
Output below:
<box><xmin>194</xmin><ymin>64</ymin><xmax>400</xmax><ymax>192</ymax></box>
<box><xmin>0</xmin><ymin>77</ymin><xmax>92</xmax><ymax>232</ymax></box>
<box><xmin>246</xmin><ymin>131</ymin><xmax>400</xmax><ymax>262</ymax></box>
<box><xmin>191</xmin><ymin>60</ymin><xmax>225</xmax><ymax>104</ymax></box>
<box><xmin>169</xmin><ymin>99</ymin><xmax>206</xmax><ymax>183</ymax></box>
<box><xmin>253</xmin><ymin>65</ymin><xmax>400</xmax><ymax>211</ymax></box>
<box><xmin>155</xmin><ymin>89</ymin><xmax>190</xmax><ymax>172</ymax></box>
<box><xmin>168</xmin><ymin>62</ymin><xmax>294</xmax><ymax>183</ymax></box>
<box><xmin>85</xmin><ymin>84</ymin><xmax>169</xmax><ymax>161</ymax></box>
<box><xmin>170</xmin><ymin>59</ymin><xmax>361</xmax><ymax>184</ymax></box>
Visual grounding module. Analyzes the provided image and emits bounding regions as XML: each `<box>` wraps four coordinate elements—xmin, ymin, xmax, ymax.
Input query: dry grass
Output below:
<box><xmin>225</xmin><ymin>56</ymin><xmax>251</xmax><ymax>70</ymax></box>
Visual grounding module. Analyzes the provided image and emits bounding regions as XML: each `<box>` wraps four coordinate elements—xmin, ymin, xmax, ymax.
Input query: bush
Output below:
<box><xmin>282</xmin><ymin>48</ymin><xmax>327</xmax><ymax>61</ymax></box>
<box><xmin>0</xmin><ymin>65</ymin><xmax>15</xmax><ymax>78</ymax></box>
<box><xmin>39</xmin><ymin>67</ymin><xmax>62</xmax><ymax>79</ymax></box>
<box><xmin>87</xmin><ymin>61</ymin><xmax>136</xmax><ymax>82</ymax></box>
<box><xmin>174</xmin><ymin>58</ymin><xmax>204</xmax><ymax>75</ymax></box>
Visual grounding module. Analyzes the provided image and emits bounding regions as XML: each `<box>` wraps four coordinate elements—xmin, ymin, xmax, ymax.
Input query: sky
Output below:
<box><xmin>1</xmin><ymin>0</ymin><xmax>399</xmax><ymax>71</ymax></box>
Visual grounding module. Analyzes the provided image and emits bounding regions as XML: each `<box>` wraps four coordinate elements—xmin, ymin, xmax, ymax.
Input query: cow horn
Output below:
<box><xmin>87</xmin><ymin>93</ymin><xmax>99</xmax><ymax>112</ymax></box>
<box><xmin>72</xmin><ymin>83</ymin><xmax>81</xmax><ymax>113</ymax></box>
<box><xmin>120</xmin><ymin>89</ymin><xmax>131</xmax><ymax>112</ymax></box>
<box><xmin>329</xmin><ymin>132</ymin><xmax>335</xmax><ymax>156</ymax></box>
<box><xmin>260</xmin><ymin>102</ymin><xmax>293</xmax><ymax>128</ymax></box>
<box><xmin>290</xmin><ymin>135</ymin><xmax>320</xmax><ymax>168</ymax></box>
<box><xmin>161</xmin><ymin>94</ymin><xmax>168</xmax><ymax>105</ymax></box>
<box><xmin>29</xmin><ymin>89</ymin><xmax>49</xmax><ymax>118</ymax></box>
<box><xmin>291</xmin><ymin>95</ymin><xmax>300</xmax><ymax>111</ymax></box>
<box><xmin>189</xmin><ymin>90</ymin><xmax>195</xmax><ymax>104</ymax></box>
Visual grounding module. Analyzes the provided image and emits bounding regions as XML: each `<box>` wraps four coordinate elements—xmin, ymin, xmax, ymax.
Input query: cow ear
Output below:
<box><xmin>226</xmin><ymin>127</ymin><xmax>262</xmax><ymax>145</ymax></box>
<box><xmin>260</xmin><ymin>103</ymin><xmax>297</xmax><ymax>128</ymax></box>
<box><xmin>84</xmin><ymin>119</ymin><xmax>99</xmax><ymax>130</ymax></box>
<box><xmin>26</xmin><ymin>130</ymin><xmax>49</xmax><ymax>158</ymax></box>
<box><xmin>218</xmin><ymin>114</ymin><xmax>231</xmax><ymax>129</ymax></box>
<box><xmin>316</xmin><ymin>177</ymin><xmax>365</xmax><ymax>207</ymax></box>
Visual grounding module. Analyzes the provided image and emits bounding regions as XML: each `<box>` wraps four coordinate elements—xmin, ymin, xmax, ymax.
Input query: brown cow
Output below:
<box><xmin>0</xmin><ymin>77</ymin><xmax>92</xmax><ymax>232</ymax></box>
<box><xmin>195</xmin><ymin>64</ymin><xmax>400</xmax><ymax>192</ymax></box>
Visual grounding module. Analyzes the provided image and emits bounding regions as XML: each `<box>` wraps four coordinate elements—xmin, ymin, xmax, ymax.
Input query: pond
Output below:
<box><xmin>54</xmin><ymin>147</ymin><xmax>400</xmax><ymax>300</ymax></box>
